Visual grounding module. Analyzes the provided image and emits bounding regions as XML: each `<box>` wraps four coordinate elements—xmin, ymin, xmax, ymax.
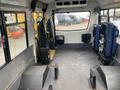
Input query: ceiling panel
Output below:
<box><xmin>39</xmin><ymin>0</ymin><xmax>54</xmax><ymax>4</ymax></box>
<box><xmin>96</xmin><ymin>0</ymin><xmax>120</xmax><ymax>6</ymax></box>
<box><xmin>0</xmin><ymin>0</ymin><xmax>31</xmax><ymax>6</ymax></box>
<box><xmin>39</xmin><ymin>0</ymin><xmax>120</xmax><ymax>5</ymax></box>
<box><xmin>3</xmin><ymin>0</ymin><xmax>118</xmax><ymax>7</ymax></box>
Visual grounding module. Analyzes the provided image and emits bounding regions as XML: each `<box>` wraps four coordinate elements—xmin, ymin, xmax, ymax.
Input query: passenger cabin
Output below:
<box><xmin>0</xmin><ymin>0</ymin><xmax>120</xmax><ymax>90</ymax></box>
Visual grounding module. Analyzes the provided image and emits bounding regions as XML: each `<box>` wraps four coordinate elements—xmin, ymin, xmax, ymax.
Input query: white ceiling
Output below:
<box><xmin>1</xmin><ymin>0</ymin><xmax>120</xmax><ymax>6</ymax></box>
<box><xmin>96</xmin><ymin>0</ymin><xmax>120</xmax><ymax>6</ymax></box>
<box><xmin>0</xmin><ymin>0</ymin><xmax>28</xmax><ymax>6</ymax></box>
<box><xmin>1</xmin><ymin>0</ymin><xmax>120</xmax><ymax>8</ymax></box>
<box><xmin>39</xmin><ymin>0</ymin><xmax>54</xmax><ymax>4</ymax></box>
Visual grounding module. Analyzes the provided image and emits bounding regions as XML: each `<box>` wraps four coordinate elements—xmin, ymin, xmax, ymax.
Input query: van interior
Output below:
<box><xmin>0</xmin><ymin>0</ymin><xmax>120</xmax><ymax>90</ymax></box>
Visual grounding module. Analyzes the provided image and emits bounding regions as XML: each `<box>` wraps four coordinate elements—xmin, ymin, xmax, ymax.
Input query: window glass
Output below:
<box><xmin>104</xmin><ymin>10</ymin><xmax>108</xmax><ymax>16</ymax></box>
<box><xmin>110</xmin><ymin>17</ymin><xmax>120</xmax><ymax>43</ymax></box>
<box><xmin>110</xmin><ymin>17</ymin><xmax>120</xmax><ymax>32</ymax></box>
<box><xmin>101</xmin><ymin>9</ymin><xmax>120</xmax><ymax>43</ymax></box>
<box><xmin>115</xmin><ymin>8</ymin><xmax>120</xmax><ymax>16</ymax></box>
<box><xmin>54</xmin><ymin>12</ymin><xmax>90</xmax><ymax>31</ymax></box>
<box><xmin>0</xmin><ymin>30</ymin><xmax>6</xmax><ymax>67</ymax></box>
<box><xmin>101</xmin><ymin>10</ymin><xmax>104</xmax><ymax>16</ymax></box>
<box><xmin>4</xmin><ymin>12</ymin><xmax>27</xmax><ymax>59</ymax></box>
<box><xmin>17</xmin><ymin>13</ymin><xmax>25</xmax><ymax>23</ymax></box>
<box><xmin>101</xmin><ymin>17</ymin><xmax>108</xmax><ymax>23</ymax></box>
<box><xmin>4</xmin><ymin>13</ymin><xmax>16</xmax><ymax>24</ymax></box>
<box><xmin>109</xmin><ymin>9</ymin><xmax>114</xmax><ymax>16</ymax></box>
<box><xmin>0</xmin><ymin>17</ymin><xmax>6</xmax><ymax>67</ymax></box>
<box><xmin>110</xmin><ymin>8</ymin><xmax>120</xmax><ymax>33</ymax></box>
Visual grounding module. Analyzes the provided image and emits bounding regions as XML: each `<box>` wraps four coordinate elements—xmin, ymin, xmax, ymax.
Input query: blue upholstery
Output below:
<box><xmin>103</xmin><ymin>23</ymin><xmax>114</xmax><ymax>57</ymax></box>
<box><xmin>102</xmin><ymin>23</ymin><xmax>119</xmax><ymax>57</ymax></box>
<box><xmin>93</xmin><ymin>25</ymin><xmax>101</xmax><ymax>52</ymax></box>
<box><xmin>93</xmin><ymin>23</ymin><xmax>119</xmax><ymax>65</ymax></box>
<box><xmin>111</xmin><ymin>25</ymin><xmax>119</xmax><ymax>56</ymax></box>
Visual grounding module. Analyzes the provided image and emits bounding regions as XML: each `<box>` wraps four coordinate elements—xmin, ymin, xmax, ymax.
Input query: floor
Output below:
<box><xmin>43</xmin><ymin>44</ymin><xmax>100</xmax><ymax>90</ymax></box>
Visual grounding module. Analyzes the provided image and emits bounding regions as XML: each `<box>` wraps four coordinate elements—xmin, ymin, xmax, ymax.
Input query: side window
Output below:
<box><xmin>101</xmin><ymin>17</ymin><xmax>108</xmax><ymax>23</ymax></box>
<box><xmin>4</xmin><ymin>12</ymin><xmax>28</xmax><ymax>59</ymax></box>
<box><xmin>100</xmin><ymin>10</ymin><xmax>108</xmax><ymax>23</ymax></box>
<box><xmin>100</xmin><ymin>8</ymin><xmax>120</xmax><ymax>43</ymax></box>
<box><xmin>0</xmin><ymin>14</ymin><xmax>6</xmax><ymax>67</ymax></box>
<box><xmin>109</xmin><ymin>9</ymin><xmax>114</xmax><ymax>16</ymax></box>
<box><xmin>108</xmin><ymin>8</ymin><xmax>120</xmax><ymax>43</ymax></box>
<box><xmin>109</xmin><ymin>9</ymin><xmax>115</xmax><ymax>23</ymax></box>
<box><xmin>109</xmin><ymin>8</ymin><xmax>120</xmax><ymax>34</ymax></box>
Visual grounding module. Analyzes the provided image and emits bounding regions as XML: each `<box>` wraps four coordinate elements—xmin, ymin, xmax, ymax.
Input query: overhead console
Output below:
<box><xmin>55</xmin><ymin>0</ymin><xmax>88</xmax><ymax>8</ymax></box>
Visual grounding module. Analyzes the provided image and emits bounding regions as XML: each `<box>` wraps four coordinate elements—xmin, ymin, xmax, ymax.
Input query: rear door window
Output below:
<box><xmin>54</xmin><ymin>12</ymin><xmax>90</xmax><ymax>31</ymax></box>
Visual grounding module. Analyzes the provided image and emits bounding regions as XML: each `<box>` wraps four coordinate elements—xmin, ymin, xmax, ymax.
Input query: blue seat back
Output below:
<box><xmin>93</xmin><ymin>25</ymin><xmax>101</xmax><ymax>52</ymax></box>
<box><xmin>102</xmin><ymin>23</ymin><xmax>119</xmax><ymax>57</ymax></box>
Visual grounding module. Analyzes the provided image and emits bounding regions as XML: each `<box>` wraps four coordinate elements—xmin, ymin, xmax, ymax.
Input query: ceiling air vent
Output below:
<box><xmin>56</xmin><ymin>2</ymin><xmax>63</xmax><ymax>6</ymax></box>
<box><xmin>80</xmin><ymin>0</ymin><xmax>87</xmax><ymax>4</ymax></box>
<box><xmin>55</xmin><ymin>0</ymin><xmax>87</xmax><ymax>8</ymax></box>
<box><xmin>72</xmin><ymin>1</ymin><xmax>79</xmax><ymax>5</ymax></box>
<box><xmin>64</xmin><ymin>1</ymin><xmax>71</xmax><ymax>5</ymax></box>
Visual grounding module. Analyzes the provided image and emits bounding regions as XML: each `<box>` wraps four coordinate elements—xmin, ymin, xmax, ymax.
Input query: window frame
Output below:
<box><xmin>3</xmin><ymin>11</ymin><xmax>29</xmax><ymax>47</ymax></box>
<box><xmin>99</xmin><ymin>7</ymin><xmax>120</xmax><ymax>24</ymax></box>
<box><xmin>0</xmin><ymin>10</ymin><xmax>29</xmax><ymax>69</ymax></box>
<box><xmin>99</xmin><ymin>7</ymin><xmax>120</xmax><ymax>45</ymax></box>
<box><xmin>54</xmin><ymin>11</ymin><xmax>91</xmax><ymax>31</ymax></box>
<box><xmin>0</xmin><ymin>11</ymin><xmax>11</xmax><ymax>69</ymax></box>
<box><xmin>99</xmin><ymin>9</ymin><xmax>109</xmax><ymax>23</ymax></box>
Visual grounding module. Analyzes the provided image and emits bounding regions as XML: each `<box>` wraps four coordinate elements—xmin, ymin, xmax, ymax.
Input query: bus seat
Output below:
<box><xmin>46</xmin><ymin>18</ymin><xmax>56</xmax><ymax>49</ymax></box>
<box><xmin>102</xmin><ymin>23</ymin><xmax>119</xmax><ymax>57</ymax></box>
<box><xmin>93</xmin><ymin>25</ymin><xmax>101</xmax><ymax>53</ymax></box>
<box><xmin>56</xmin><ymin>35</ymin><xmax>65</xmax><ymax>45</ymax></box>
<box><xmin>96</xmin><ymin>23</ymin><xmax>119</xmax><ymax>65</ymax></box>
<box><xmin>37</xmin><ymin>19</ymin><xmax>50</xmax><ymax>65</ymax></box>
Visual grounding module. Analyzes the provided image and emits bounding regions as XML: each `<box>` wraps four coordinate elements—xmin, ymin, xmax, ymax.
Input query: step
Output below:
<box><xmin>97</xmin><ymin>66</ymin><xmax>120</xmax><ymax>90</ymax></box>
<box><xmin>19</xmin><ymin>65</ymin><xmax>49</xmax><ymax>90</ymax></box>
